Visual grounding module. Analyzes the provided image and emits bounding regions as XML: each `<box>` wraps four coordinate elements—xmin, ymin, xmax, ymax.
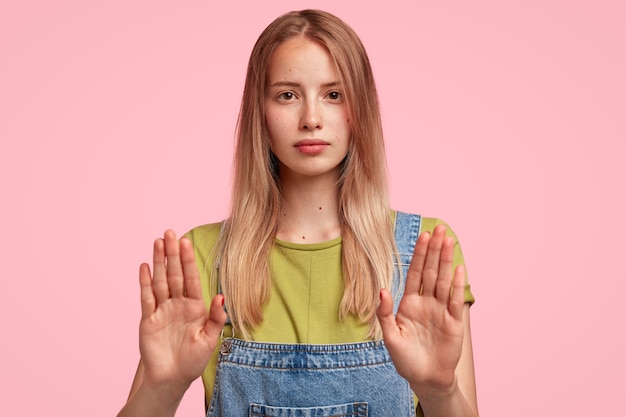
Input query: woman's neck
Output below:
<box><xmin>276</xmin><ymin>172</ymin><xmax>342</xmax><ymax>244</ymax></box>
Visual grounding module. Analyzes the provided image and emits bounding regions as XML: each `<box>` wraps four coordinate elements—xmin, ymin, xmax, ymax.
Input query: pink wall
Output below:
<box><xmin>1</xmin><ymin>1</ymin><xmax>624</xmax><ymax>415</ymax></box>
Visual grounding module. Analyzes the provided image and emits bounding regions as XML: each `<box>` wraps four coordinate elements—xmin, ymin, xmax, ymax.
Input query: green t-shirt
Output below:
<box><xmin>185</xmin><ymin>214</ymin><xmax>475</xmax><ymax>405</ymax></box>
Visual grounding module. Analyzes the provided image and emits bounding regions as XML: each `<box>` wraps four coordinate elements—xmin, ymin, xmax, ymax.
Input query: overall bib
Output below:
<box><xmin>207</xmin><ymin>212</ymin><xmax>421</xmax><ymax>417</ymax></box>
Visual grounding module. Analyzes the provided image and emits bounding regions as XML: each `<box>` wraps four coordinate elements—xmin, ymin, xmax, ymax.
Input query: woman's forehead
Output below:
<box><xmin>267</xmin><ymin>38</ymin><xmax>339</xmax><ymax>85</ymax></box>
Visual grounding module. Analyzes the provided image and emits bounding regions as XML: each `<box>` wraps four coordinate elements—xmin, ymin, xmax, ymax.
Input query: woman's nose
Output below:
<box><xmin>300</xmin><ymin>101</ymin><xmax>322</xmax><ymax>130</ymax></box>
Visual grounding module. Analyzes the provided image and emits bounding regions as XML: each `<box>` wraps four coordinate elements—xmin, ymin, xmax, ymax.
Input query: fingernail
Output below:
<box><xmin>221</xmin><ymin>297</ymin><xmax>225</xmax><ymax>307</ymax></box>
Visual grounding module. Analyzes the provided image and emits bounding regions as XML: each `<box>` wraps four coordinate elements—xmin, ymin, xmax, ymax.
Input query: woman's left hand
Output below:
<box><xmin>376</xmin><ymin>224</ymin><xmax>466</xmax><ymax>396</ymax></box>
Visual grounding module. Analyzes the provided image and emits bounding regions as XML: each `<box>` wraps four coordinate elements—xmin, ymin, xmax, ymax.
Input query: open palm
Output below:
<box><xmin>138</xmin><ymin>231</ymin><xmax>227</xmax><ymax>390</ymax></box>
<box><xmin>377</xmin><ymin>225</ymin><xmax>466</xmax><ymax>394</ymax></box>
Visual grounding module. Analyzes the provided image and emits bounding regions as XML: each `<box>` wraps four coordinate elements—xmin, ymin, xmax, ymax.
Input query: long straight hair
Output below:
<box><xmin>215</xmin><ymin>9</ymin><xmax>397</xmax><ymax>339</ymax></box>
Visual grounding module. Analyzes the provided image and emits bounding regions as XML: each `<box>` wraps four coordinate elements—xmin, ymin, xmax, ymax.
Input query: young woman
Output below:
<box><xmin>118</xmin><ymin>9</ymin><xmax>479</xmax><ymax>417</ymax></box>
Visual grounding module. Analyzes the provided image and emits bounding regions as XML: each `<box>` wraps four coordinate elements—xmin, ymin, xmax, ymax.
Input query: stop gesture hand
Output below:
<box><xmin>377</xmin><ymin>225</ymin><xmax>466</xmax><ymax>397</ymax></box>
<box><xmin>138</xmin><ymin>230</ymin><xmax>227</xmax><ymax>393</ymax></box>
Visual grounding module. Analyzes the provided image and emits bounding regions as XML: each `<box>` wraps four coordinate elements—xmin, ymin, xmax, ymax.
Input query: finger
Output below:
<box><xmin>376</xmin><ymin>289</ymin><xmax>400</xmax><ymax>341</ymax></box>
<box><xmin>448</xmin><ymin>265</ymin><xmax>466</xmax><ymax>321</ymax></box>
<box><xmin>180</xmin><ymin>237</ymin><xmax>202</xmax><ymax>300</ymax></box>
<box><xmin>203</xmin><ymin>295</ymin><xmax>228</xmax><ymax>350</ymax></box>
<box><xmin>152</xmin><ymin>238</ymin><xmax>169</xmax><ymax>304</ymax></box>
<box><xmin>139</xmin><ymin>263</ymin><xmax>156</xmax><ymax>318</ymax></box>
<box><xmin>421</xmin><ymin>225</ymin><xmax>446</xmax><ymax>297</ymax></box>
<box><xmin>435</xmin><ymin>236</ymin><xmax>455</xmax><ymax>303</ymax></box>
<box><xmin>404</xmin><ymin>231</ymin><xmax>430</xmax><ymax>296</ymax></box>
<box><xmin>164</xmin><ymin>230</ymin><xmax>185</xmax><ymax>298</ymax></box>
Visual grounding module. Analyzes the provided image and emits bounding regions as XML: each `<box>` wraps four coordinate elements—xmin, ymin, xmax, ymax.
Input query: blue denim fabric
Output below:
<box><xmin>208</xmin><ymin>339</ymin><xmax>415</xmax><ymax>416</ymax></box>
<box><xmin>391</xmin><ymin>212</ymin><xmax>421</xmax><ymax>315</ymax></box>
<box><xmin>207</xmin><ymin>212</ymin><xmax>421</xmax><ymax>417</ymax></box>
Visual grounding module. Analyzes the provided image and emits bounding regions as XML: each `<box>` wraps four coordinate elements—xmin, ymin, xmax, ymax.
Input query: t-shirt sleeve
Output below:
<box><xmin>419</xmin><ymin>217</ymin><xmax>475</xmax><ymax>305</ymax></box>
<box><xmin>184</xmin><ymin>222</ymin><xmax>223</xmax><ymax>304</ymax></box>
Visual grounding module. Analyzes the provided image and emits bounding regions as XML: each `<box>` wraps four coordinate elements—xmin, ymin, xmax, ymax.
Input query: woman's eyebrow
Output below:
<box><xmin>268</xmin><ymin>81</ymin><xmax>342</xmax><ymax>88</ymax></box>
<box><xmin>321</xmin><ymin>81</ymin><xmax>341</xmax><ymax>88</ymax></box>
<box><xmin>268</xmin><ymin>81</ymin><xmax>300</xmax><ymax>88</ymax></box>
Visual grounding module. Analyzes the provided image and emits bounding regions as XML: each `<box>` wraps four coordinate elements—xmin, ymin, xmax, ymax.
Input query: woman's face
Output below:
<box><xmin>264</xmin><ymin>37</ymin><xmax>351</xmax><ymax>181</ymax></box>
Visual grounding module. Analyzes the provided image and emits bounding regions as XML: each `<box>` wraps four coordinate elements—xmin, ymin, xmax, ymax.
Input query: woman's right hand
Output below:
<box><xmin>138</xmin><ymin>230</ymin><xmax>227</xmax><ymax>393</ymax></box>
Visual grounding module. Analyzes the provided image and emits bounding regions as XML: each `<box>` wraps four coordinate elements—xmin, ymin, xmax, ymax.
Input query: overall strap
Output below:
<box><xmin>215</xmin><ymin>221</ymin><xmax>232</xmax><ymax>326</ymax></box>
<box><xmin>392</xmin><ymin>211</ymin><xmax>422</xmax><ymax>314</ymax></box>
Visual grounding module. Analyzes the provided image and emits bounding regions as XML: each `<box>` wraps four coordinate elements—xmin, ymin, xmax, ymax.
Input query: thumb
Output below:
<box><xmin>376</xmin><ymin>289</ymin><xmax>399</xmax><ymax>340</ymax></box>
<box><xmin>204</xmin><ymin>295</ymin><xmax>228</xmax><ymax>348</ymax></box>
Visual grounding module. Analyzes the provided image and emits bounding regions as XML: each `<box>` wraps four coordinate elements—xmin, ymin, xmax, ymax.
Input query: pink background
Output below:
<box><xmin>1</xmin><ymin>0</ymin><xmax>624</xmax><ymax>415</ymax></box>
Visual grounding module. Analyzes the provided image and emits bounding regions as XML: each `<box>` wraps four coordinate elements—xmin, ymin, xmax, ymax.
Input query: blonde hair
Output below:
<box><xmin>215</xmin><ymin>9</ymin><xmax>396</xmax><ymax>339</ymax></box>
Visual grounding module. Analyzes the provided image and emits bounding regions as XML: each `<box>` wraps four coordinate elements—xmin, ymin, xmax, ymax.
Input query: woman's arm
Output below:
<box><xmin>118</xmin><ymin>231</ymin><xmax>227</xmax><ymax>417</ymax></box>
<box><xmin>377</xmin><ymin>225</ymin><xmax>479</xmax><ymax>417</ymax></box>
<box><xmin>121</xmin><ymin>360</ymin><xmax>181</xmax><ymax>417</ymax></box>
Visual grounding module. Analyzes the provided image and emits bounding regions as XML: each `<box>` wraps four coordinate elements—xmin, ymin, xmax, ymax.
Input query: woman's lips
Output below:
<box><xmin>294</xmin><ymin>139</ymin><xmax>329</xmax><ymax>155</ymax></box>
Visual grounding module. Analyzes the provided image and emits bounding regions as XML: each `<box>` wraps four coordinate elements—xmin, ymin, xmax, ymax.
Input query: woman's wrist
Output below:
<box><xmin>410</xmin><ymin>374</ymin><xmax>458</xmax><ymax>403</ymax></box>
<box><xmin>118</xmin><ymin>381</ymin><xmax>188</xmax><ymax>417</ymax></box>
<box><xmin>141</xmin><ymin>377</ymin><xmax>190</xmax><ymax>404</ymax></box>
<box><xmin>411</xmin><ymin>378</ymin><xmax>478</xmax><ymax>417</ymax></box>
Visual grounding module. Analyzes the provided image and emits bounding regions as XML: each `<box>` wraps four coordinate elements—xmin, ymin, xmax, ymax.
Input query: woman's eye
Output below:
<box><xmin>278</xmin><ymin>92</ymin><xmax>295</xmax><ymax>100</ymax></box>
<box><xmin>327</xmin><ymin>91</ymin><xmax>342</xmax><ymax>101</ymax></box>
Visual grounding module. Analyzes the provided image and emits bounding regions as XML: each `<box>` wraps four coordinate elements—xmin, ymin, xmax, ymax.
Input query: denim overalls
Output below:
<box><xmin>207</xmin><ymin>212</ymin><xmax>421</xmax><ymax>417</ymax></box>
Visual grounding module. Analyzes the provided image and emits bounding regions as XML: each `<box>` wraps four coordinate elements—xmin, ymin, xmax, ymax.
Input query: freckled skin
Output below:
<box><xmin>264</xmin><ymin>38</ymin><xmax>351</xmax><ymax>180</ymax></box>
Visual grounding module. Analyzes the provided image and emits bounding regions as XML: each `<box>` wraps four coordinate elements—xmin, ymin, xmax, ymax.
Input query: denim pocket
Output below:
<box><xmin>249</xmin><ymin>402</ymin><xmax>368</xmax><ymax>417</ymax></box>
